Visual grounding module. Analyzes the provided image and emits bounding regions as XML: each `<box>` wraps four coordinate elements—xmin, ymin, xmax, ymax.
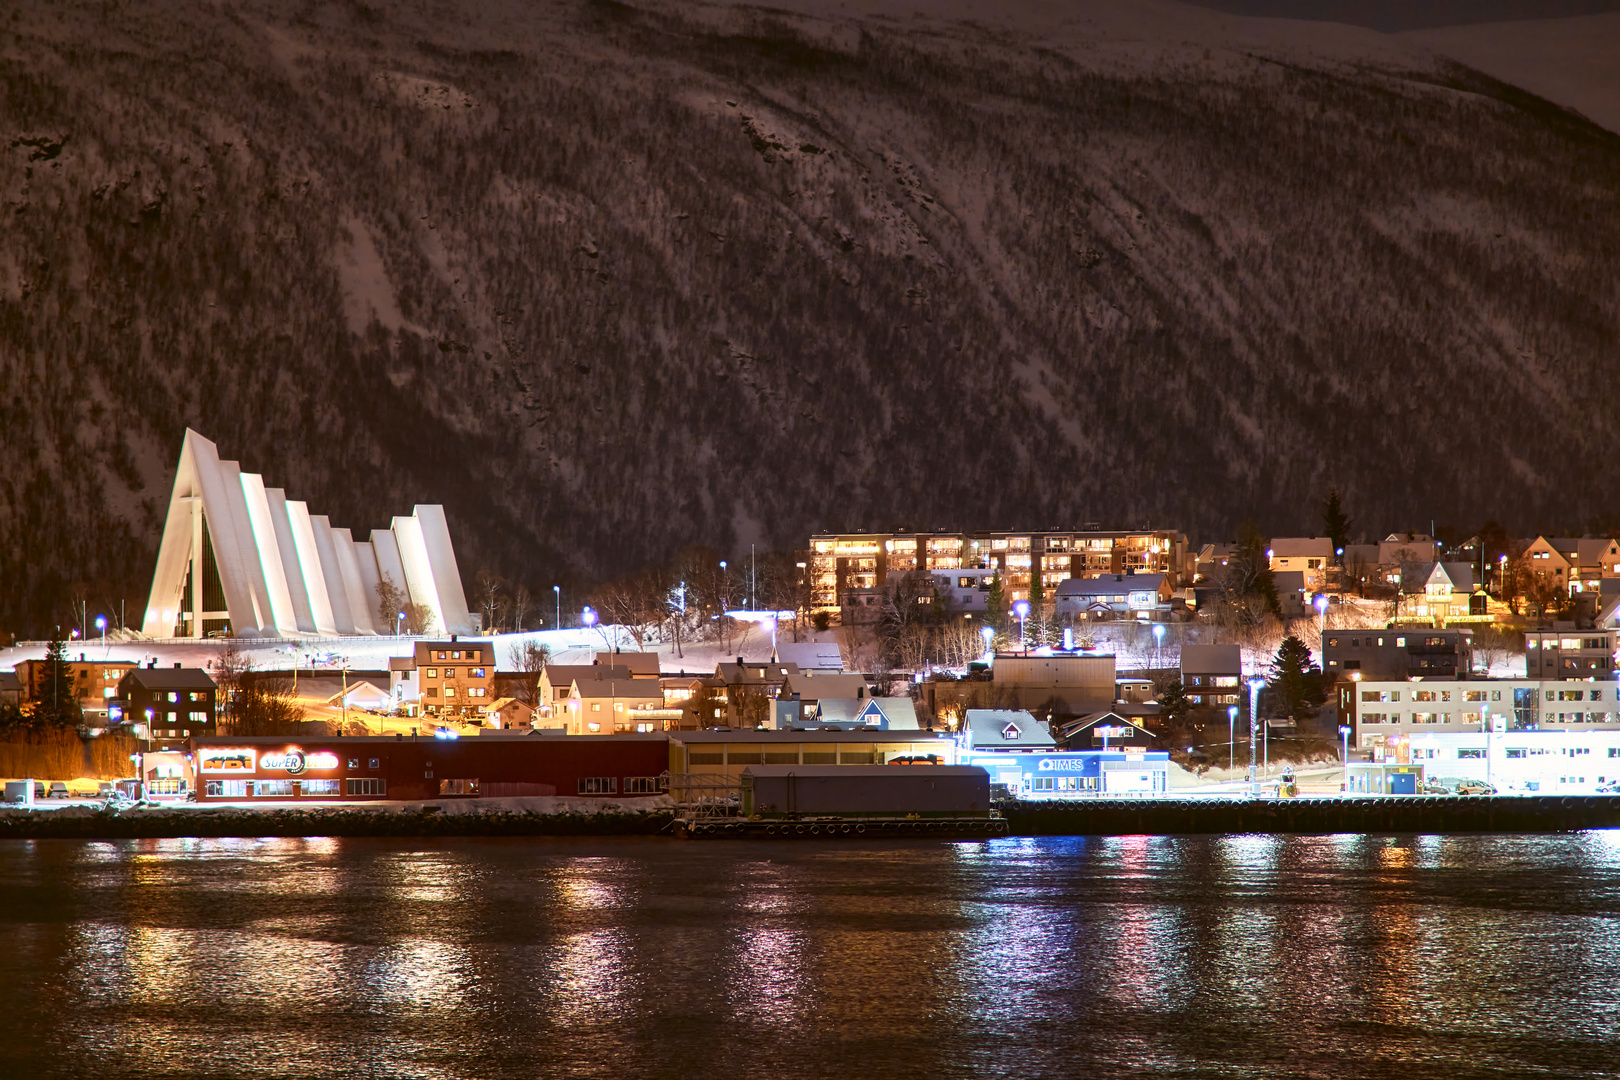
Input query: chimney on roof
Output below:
<box><xmin>174</xmin><ymin>662</ymin><xmax>182</xmax><ymax>669</ymax></box>
<box><xmin>79</xmin><ymin>653</ymin><xmax>85</xmax><ymax>661</ymax></box>
<box><xmin>737</xmin><ymin>656</ymin><xmax>744</xmax><ymax>665</ymax></box>
<box><xmin>148</xmin><ymin>660</ymin><xmax>156</xmax><ymax>669</ymax></box>
<box><xmin>451</xmin><ymin>634</ymin><xmax>458</xmax><ymax>642</ymax></box>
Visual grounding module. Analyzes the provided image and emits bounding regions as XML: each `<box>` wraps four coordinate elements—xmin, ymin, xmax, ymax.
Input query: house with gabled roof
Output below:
<box><xmin>1054</xmin><ymin>711</ymin><xmax>1156</xmax><ymax>751</ymax></box>
<box><xmin>812</xmin><ymin>696</ymin><xmax>921</xmax><ymax>730</ymax></box>
<box><xmin>961</xmin><ymin>709</ymin><xmax>1055</xmax><ymax>752</ymax></box>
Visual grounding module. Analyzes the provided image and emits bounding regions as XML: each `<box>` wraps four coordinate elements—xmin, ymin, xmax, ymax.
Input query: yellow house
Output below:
<box><xmin>566</xmin><ymin>677</ymin><xmax>665</xmax><ymax>735</ymax></box>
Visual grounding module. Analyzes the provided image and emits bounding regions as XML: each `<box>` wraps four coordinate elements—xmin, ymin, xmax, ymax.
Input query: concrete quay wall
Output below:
<box><xmin>1005</xmin><ymin>795</ymin><xmax>1620</xmax><ymax>835</ymax></box>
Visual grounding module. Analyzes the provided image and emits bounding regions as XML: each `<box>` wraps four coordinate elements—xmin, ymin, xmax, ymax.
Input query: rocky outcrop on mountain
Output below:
<box><xmin>2</xmin><ymin>0</ymin><xmax>1618</xmax><ymax>633</ymax></box>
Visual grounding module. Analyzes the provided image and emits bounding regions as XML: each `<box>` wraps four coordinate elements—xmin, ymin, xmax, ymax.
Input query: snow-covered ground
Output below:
<box><xmin>0</xmin><ymin>622</ymin><xmax>842</xmax><ymax>678</ymax></box>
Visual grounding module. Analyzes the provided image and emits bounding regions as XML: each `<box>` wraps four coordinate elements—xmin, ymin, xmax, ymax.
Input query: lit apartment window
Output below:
<box><xmin>426</xmin><ymin>668</ymin><xmax>438</xmax><ymax>678</ymax></box>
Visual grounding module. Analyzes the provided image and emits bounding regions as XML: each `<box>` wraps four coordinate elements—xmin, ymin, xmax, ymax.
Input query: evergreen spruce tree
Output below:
<box><xmin>34</xmin><ymin>630</ymin><xmax>83</xmax><ymax>728</ymax></box>
<box><xmin>1157</xmin><ymin>679</ymin><xmax>1192</xmax><ymax>727</ymax></box>
<box><xmin>1322</xmin><ymin>489</ymin><xmax>1353</xmax><ymax>563</ymax></box>
<box><xmin>1269</xmin><ymin>635</ymin><xmax>1326</xmax><ymax>725</ymax></box>
<box><xmin>985</xmin><ymin>572</ymin><xmax>1008</xmax><ymax>634</ymax></box>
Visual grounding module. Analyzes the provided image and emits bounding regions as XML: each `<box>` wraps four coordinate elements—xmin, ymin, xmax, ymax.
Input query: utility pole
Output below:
<box><xmin>1247</xmin><ymin>677</ymin><xmax>1265</xmax><ymax>794</ymax></box>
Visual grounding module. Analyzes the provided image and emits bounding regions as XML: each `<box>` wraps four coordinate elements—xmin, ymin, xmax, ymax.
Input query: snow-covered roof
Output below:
<box><xmin>963</xmin><ymin>709</ymin><xmax>1054</xmax><ymax>749</ymax></box>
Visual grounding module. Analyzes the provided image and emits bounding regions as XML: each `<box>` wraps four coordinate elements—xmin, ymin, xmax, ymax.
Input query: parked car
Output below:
<box><xmin>1454</xmin><ymin>779</ymin><xmax>1496</xmax><ymax>796</ymax></box>
<box><xmin>96</xmin><ymin>782</ymin><xmax>116</xmax><ymax>797</ymax></box>
<box><xmin>47</xmin><ymin>782</ymin><xmax>70</xmax><ymax>799</ymax></box>
<box><xmin>1420</xmin><ymin>780</ymin><xmax>1453</xmax><ymax>795</ymax></box>
<box><xmin>33</xmin><ymin>782</ymin><xmax>45</xmax><ymax>800</ymax></box>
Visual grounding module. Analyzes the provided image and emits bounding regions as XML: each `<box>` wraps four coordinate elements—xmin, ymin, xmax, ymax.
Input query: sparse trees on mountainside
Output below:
<box><xmin>3</xmin><ymin>3</ymin><xmax>1620</xmax><ymax>632</ymax></box>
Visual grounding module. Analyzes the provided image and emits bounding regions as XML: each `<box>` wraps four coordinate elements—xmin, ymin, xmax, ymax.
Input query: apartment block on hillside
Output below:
<box><xmin>807</xmin><ymin>529</ymin><xmax>1190</xmax><ymax>611</ymax></box>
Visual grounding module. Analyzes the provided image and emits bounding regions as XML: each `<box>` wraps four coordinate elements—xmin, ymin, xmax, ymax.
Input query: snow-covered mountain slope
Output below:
<box><xmin>2</xmin><ymin>0</ymin><xmax>1618</xmax><ymax>634</ymax></box>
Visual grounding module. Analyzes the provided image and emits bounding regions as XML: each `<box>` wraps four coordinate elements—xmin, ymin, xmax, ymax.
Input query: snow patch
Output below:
<box><xmin>336</xmin><ymin>214</ymin><xmax>405</xmax><ymax>335</ymax></box>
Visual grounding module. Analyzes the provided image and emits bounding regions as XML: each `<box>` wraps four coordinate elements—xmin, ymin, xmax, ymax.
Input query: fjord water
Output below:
<box><xmin>2</xmin><ymin>835</ymin><xmax>1619</xmax><ymax>1079</ymax></box>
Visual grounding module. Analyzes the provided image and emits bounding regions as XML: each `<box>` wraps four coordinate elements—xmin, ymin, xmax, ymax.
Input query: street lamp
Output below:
<box><xmin>553</xmin><ymin>585</ymin><xmax>561</xmax><ymax>630</ymax></box>
<box><xmin>582</xmin><ymin>606</ymin><xmax>597</xmax><ymax>628</ymax></box>
<box><xmin>96</xmin><ymin>615</ymin><xmax>106</xmax><ymax>651</ymax></box>
<box><xmin>1482</xmin><ymin>704</ymin><xmax>1493</xmax><ymax>790</ymax></box>
<box><xmin>1339</xmin><ymin>724</ymin><xmax>1352</xmax><ymax>786</ymax></box>
<box><xmin>1227</xmin><ymin>705</ymin><xmax>1239</xmax><ymax>773</ymax></box>
<box><xmin>980</xmin><ymin>625</ymin><xmax>995</xmax><ymax>660</ymax></box>
<box><xmin>1152</xmin><ymin>623</ymin><xmax>1165</xmax><ymax>670</ymax></box>
<box><xmin>1246</xmin><ymin>677</ymin><xmax>1266</xmax><ymax>793</ymax></box>
<box><xmin>1013</xmin><ymin>600</ymin><xmax>1030</xmax><ymax>653</ymax></box>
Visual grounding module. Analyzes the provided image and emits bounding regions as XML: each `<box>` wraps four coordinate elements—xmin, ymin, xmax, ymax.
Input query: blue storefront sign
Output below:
<box><xmin>965</xmin><ymin>751</ymin><xmax>1171</xmax><ymax>797</ymax></box>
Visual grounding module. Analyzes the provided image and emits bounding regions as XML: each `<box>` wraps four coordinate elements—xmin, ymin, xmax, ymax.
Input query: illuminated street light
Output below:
<box><xmin>980</xmin><ymin>624</ymin><xmax>995</xmax><ymax>660</ymax></box>
<box><xmin>1152</xmin><ymin>623</ymin><xmax>1165</xmax><ymax>670</ymax></box>
<box><xmin>1227</xmin><ymin>705</ymin><xmax>1239</xmax><ymax>773</ymax></box>
<box><xmin>1247</xmin><ymin>676</ymin><xmax>1267</xmax><ymax>793</ymax></box>
<box><xmin>553</xmin><ymin>585</ymin><xmax>561</xmax><ymax>630</ymax></box>
<box><xmin>96</xmin><ymin>615</ymin><xmax>106</xmax><ymax>651</ymax></box>
<box><xmin>1013</xmin><ymin>600</ymin><xmax>1030</xmax><ymax>653</ymax></box>
<box><xmin>581</xmin><ymin>606</ymin><xmax>597</xmax><ymax>628</ymax></box>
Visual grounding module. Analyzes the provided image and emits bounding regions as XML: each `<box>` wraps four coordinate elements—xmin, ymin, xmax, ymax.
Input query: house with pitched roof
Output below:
<box><xmin>1053</xmin><ymin>573</ymin><xmax>1172</xmax><ymax>621</ymax></box>
<box><xmin>1267</xmin><ymin>537</ymin><xmax>1334</xmax><ymax>593</ymax></box>
<box><xmin>565</xmin><ymin>677</ymin><xmax>665</xmax><ymax>735</ymax></box>
<box><xmin>961</xmin><ymin>709</ymin><xmax>1055</xmax><ymax>752</ymax></box>
<box><xmin>811</xmin><ymin>696</ymin><xmax>921</xmax><ymax>730</ymax></box>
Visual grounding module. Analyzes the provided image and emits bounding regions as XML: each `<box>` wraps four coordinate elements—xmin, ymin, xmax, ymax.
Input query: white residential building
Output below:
<box><xmin>1374</xmin><ymin>729</ymin><xmax>1620</xmax><ymax>795</ymax></box>
<box><xmin>1348</xmin><ymin>677</ymin><xmax>1620</xmax><ymax>753</ymax></box>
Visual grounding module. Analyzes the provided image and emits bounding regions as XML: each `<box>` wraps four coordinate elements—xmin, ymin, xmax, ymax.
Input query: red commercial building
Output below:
<box><xmin>189</xmin><ymin>733</ymin><xmax>670</xmax><ymax>802</ymax></box>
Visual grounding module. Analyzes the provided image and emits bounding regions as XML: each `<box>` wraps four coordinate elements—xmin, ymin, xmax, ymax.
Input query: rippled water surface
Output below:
<box><xmin>3</xmin><ymin>833</ymin><xmax>1620</xmax><ymax>1078</ymax></box>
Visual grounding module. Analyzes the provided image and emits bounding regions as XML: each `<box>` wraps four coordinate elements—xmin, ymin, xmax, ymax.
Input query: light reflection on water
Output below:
<box><xmin>4</xmin><ymin>834</ymin><xmax>1620</xmax><ymax>1078</ymax></box>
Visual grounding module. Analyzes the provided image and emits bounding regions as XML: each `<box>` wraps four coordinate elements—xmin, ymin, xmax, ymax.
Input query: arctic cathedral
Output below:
<box><xmin>141</xmin><ymin>430</ymin><xmax>474</xmax><ymax>639</ymax></box>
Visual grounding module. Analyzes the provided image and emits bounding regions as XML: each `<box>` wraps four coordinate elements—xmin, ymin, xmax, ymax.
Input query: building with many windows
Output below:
<box><xmin>1357</xmin><ymin>729</ymin><xmax>1620</xmax><ymax>795</ymax></box>
<box><xmin>1342</xmin><ymin>677</ymin><xmax>1620</xmax><ymax>754</ymax></box>
<box><xmin>14</xmin><ymin>655</ymin><xmax>141</xmax><ymax>721</ymax></box>
<box><xmin>1322</xmin><ymin>628</ymin><xmax>1473</xmax><ymax>683</ymax></box>
<box><xmin>116</xmin><ymin>663</ymin><xmax>218</xmax><ymax>752</ymax></box>
<box><xmin>1525</xmin><ymin>630</ymin><xmax>1616</xmax><ymax>679</ymax></box>
<box><xmin>388</xmin><ymin>640</ymin><xmax>494</xmax><ymax>718</ymax></box>
<box><xmin>806</xmin><ymin>529</ymin><xmax>1190</xmax><ymax>612</ymax></box>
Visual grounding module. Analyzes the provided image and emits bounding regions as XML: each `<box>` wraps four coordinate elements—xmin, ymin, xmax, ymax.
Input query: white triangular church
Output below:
<box><xmin>141</xmin><ymin>430</ymin><xmax>474</xmax><ymax>639</ymax></box>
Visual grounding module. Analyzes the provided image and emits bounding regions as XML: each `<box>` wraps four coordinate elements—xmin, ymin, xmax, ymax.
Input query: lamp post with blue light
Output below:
<box><xmin>1339</xmin><ymin>723</ymin><xmax>1352</xmax><ymax>790</ymax></box>
<box><xmin>96</xmin><ymin>614</ymin><xmax>106</xmax><ymax>653</ymax></box>
<box><xmin>1152</xmin><ymin>623</ymin><xmax>1165</xmax><ymax>671</ymax></box>
<box><xmin>1228</xmin><ymin>705</ymin><xmax>1239</xmax><ymax>773</ymax></box>
<box><xmin>1247</xmin><ymin>676</ymin><xmax>1266</xmax><ymax>794</ymax></box>
<box><xmin>980</xmin><ymin>625</ymin><xmax>995</xmax><ymax>661</ymax></box>
<box><xmin>1013</xmin><ymin>600</ymin><xmax>1030</xmax><ymax>653</ymax></box>
<box><xmin>553</xmin><ymin>585</ymin><xmax>561</xmax><ymax>630</ymax></box>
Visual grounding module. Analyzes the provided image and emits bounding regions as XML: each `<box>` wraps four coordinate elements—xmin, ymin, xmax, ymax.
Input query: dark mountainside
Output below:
<box><xmin>2</xmin><ymin>0</ymin><xmax>1619</xmax><ymax>634</ymax></box>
